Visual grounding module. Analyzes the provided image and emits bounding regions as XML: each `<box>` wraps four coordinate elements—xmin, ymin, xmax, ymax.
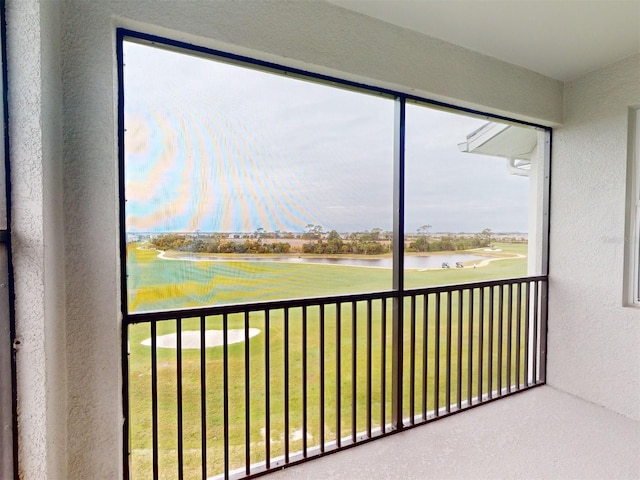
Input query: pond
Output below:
<box><xmin>177</xmin><ymin>253</ymin><xmax>489</xmax><ymax>269</ymax></box>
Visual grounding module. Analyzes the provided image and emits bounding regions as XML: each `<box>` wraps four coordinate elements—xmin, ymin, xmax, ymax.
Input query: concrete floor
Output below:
<box><xmin>266</xmin><ymin>386</ymin><xmax>639</xmax><ymax>480</ymax></box>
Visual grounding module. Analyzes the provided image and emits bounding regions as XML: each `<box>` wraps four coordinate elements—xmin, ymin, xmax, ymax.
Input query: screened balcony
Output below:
<box><xmin>4</xmin><ymin>2</ymin><xmax>640</xmax><ymax>480</ymax></box>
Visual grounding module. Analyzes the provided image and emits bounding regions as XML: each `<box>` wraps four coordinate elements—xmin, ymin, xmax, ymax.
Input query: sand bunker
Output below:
<box><xmin>141</xmin><ymin>328</ymin><xmax>261</xmax><ymax>349</ymax></box>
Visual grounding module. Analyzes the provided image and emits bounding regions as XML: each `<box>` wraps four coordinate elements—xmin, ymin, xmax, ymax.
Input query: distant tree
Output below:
<box><xmin>218</xmin><ymin>241</ymin><xmax>237</xmax><ymax>253</ymax></box>
<box><xmin>439</xmin><ymin>235</ymin><xmax>455</xmax><ymax>251</ymax></box>
<box><xmin>408</xmin><ymin>236</ymin><xmax>429</xmax><ymax>252</ymax></box>
<box><xmin>417</xmin><ymin>224</ymin><xmax>432</xmax><ymax>236</ymax></box>
<box><xmin>303</xmin><ymin>224</ymin><xmax>324</xmax><ymax>239</ymax></box>
<box><xmin>326</xmin><ymin>230</ymin><xmax>343</xmax><ymax>254</ymax></box>
<box><xmin>302</xmin><ymin>242</ymin><xmax>316</xmax><ymax>254</ymax></box>
<box><xmin>479</xmin><ymin>228</ymin><xmax>493</xmax><ymax>247</ymax></box>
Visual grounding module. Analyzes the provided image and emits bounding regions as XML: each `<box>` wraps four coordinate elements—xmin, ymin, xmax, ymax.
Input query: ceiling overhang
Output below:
<box><xmin>329</xmin><ymin>0</ymin><xmax>640</xmax><ymax>81</ymax></box>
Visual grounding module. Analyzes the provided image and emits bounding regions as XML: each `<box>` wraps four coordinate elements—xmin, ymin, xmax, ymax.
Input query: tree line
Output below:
<box><xmin>301</xmin><ymin>230</ymin><xmax>388</xmax><ymax>255</ymax></box>
<box><xmin>407</xmin><ymin>228</ymin><xmax>494</xmax><ymax>252</ymax></box>
<box><xmin>147</xmin><ymin>227</ymin><xmax>496</xmax><ymax>255</ymax></box>
<box><xmin>150</xmin><ymin>234</ymin><xmax>292</xmax><ymax>254</ymax></box>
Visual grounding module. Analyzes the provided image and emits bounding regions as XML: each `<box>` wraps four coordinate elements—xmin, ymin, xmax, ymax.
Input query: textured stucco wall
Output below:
<box><xmin>7</xmin><ymin>0</ymin><xmax>66</xmax><ymax>478</ymax></box>
<box><xmin>548</xmin><ymin>54</ymin><xmax>640</xmax><ymax>420</ymax></box>
<box><xmin>57</xmin><ymin>1</ymin><xmax>564</xmax><ymax>478</ymax></box>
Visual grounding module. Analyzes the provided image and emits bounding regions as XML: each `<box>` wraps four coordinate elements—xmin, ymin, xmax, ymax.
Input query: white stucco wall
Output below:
<box><xmin>7</xmin><ymin>0</ymin><xmax>66</xmax><ymax>478</ymax></box>
<box><xmin>11</xmin><ymin>1</ymin><xmax>567</xmax><ymax>478</ymax></box>
<box><xmin>548</xmin><ymin>54</ymin><xmax>640</xmax><ymax>421</ymax></box>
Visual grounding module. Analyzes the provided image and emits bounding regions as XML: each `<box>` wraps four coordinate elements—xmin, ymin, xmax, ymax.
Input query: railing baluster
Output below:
<box><xmin>524</xmin><ymin>282</ymin><xmax>531</xmax><ymax>387</ymax></box>
<box><xmin>391</xmin><ymin>291</ymin><xmax>403</xmax><ymax>430</ymax></box>
<box><xmin>539</xmin><ymin>280</ymin><xmax>549</xmax><ymax>383</ymax></box>
<box><xmin>497</xmin><ymin>285</ymin><xmax>504</xmax><ymax>395</ymax></box>
<box><xmin>284</xmin><ymin>308</ymin><xmax>290</xmax><ymax>463</ymax></box>
<box><xmin>336</xmin><ymin>303</ymin><xmax>341</xmax><ymax>447</ymax></box>
<box><xmin>151</xmin><ymin>321</ymin><xmax>158</xmax><ymax>480</ymax></box>
<box><xmin>303</xmin><ymin>306</ymin><xmax>308</xmax><ymax>457</ymax></box>
<box><xmin>351</xmin><ymin>301</ymin><xmax>357</xmax><ymax>443</ymax></box>
<box><xmin>467</xmin><ymin>288</ymin><xmax>474</xmax><ymax>407</ymax></box>
<box><xmin>532</xmin><ymin>281</ymin><xmax>539</xmax><ymax>383</ymax></box>
<box><xmin>422</xmin><ymin>293</ymin><xmax>429</xmax><ymax>420</ymax></box>
<box><xmin>434</xmin><ymin>292</ymin><xmax>440</xmax><ymax>416</ymax></box>
<box><xmin>200</xmin><ymin>315</ymin><xmax>207</xmax><ymax>479</ymax></box>
<box><xmin>244</xmin><ymin>311</ymin><xmax>251</xmax><ymax>476</ymax></box>
<box><xmin>488</xmin><ymin>286</ymin><xmax>494</xmax><ymax>399</ymax></box>
<box><xmin>320</xmin><ymin>304</ymin><xmax>325</xmax><ymax>452</ymax></box>
<box><xmin>456</xmin><ymin>290</ymin><xmax>463</xmax><ymax>411</ymax></box>
<box><xmin>507</xmin><ymin>284</ymin><xmax>513</xmax><ymax>393</ymax></box>
<box><xmin>445</xmin><ymin>291</ymin><xmax>452</xmax><ymax>413</ymax></box>
<box><xmin>366</xmin><ymin>299</ymin><xmax>372</xmax><ymax>438</ymax></box>
<box><xmin>381</xmin><ymin>298</ymin><xmax>387</xmax><ymax>433</ymax></box>
<box><xmin>264</xmin><ymin>309</ymin><xmax>270</xmax><ymax>468</ymax></box>
<box><xmin>477</xmin><ymin>287</ymin><xmax>484</xmax><ymax>402</ymax></box>
<box><xmin>410</xmin><ymin>295</ymin><xmax>416</xmax><ymax>424</ymax></box>
<box><xmin>516</xmin><ymin>283</ymin><xmax>522</xmax><ymax>390</ymax></box>
<box><xmin>223</xmin><ymin>313</ymin><xmax>229</xmax><ymax>480</ymax></box>
<box><xmin>176</xmin><ymin>317</ymin><xmax>183</xmax><ymax>479</ymax></box>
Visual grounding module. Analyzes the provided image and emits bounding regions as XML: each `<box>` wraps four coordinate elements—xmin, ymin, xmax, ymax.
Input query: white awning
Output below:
<box><xmin>458</xmin><ymin>122</ymin><xmax>538</xmax><ymax>176</ymax></box>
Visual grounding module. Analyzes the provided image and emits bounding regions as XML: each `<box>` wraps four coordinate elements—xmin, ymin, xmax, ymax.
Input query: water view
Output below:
<box><xmin>176</xmin><ymin>253</ymin><xmax>488</xmax><ymax>269</ymax></box>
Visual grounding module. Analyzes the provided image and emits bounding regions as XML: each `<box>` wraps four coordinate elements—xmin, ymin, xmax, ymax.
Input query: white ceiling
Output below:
<box><xmin>329</xmin><ymin>0</ymin><xmax>640</xmax><ymax>81</ymax></box>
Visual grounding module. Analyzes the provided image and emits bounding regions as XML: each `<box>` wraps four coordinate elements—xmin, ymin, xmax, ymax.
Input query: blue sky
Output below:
<box><xmin>124</xmin><ymin>40</ymin><xmax>530</xmax><ymax>234</ymax></box>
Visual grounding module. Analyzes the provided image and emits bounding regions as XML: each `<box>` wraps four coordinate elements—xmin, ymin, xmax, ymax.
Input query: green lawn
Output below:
<box><xmin>127</xmin><ymin>243</ymin><xmax>531</xmax><ymax>478</ymax></box>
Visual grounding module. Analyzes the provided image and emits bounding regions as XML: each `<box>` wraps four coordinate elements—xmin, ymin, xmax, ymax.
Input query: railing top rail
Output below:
<box><xmin>126</xmin><ymin>275</ymin><xmax>547</xmax><ymax>324</ymax></box>
<box><xmin>404</xmin><ymin>274</ymin><xmax>547</xmax><ymax>296</ymax></box>
<box><xmin>126</xmin><ymin>289</ymin><xmax>397</xmax><ymax>324</ymax></box>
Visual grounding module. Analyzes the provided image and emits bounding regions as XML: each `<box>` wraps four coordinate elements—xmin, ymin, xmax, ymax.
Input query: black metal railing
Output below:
<box><xmin>126</xmin><ymin>275</ymin><xmax>547</xmax><ymax>479</ymax></box>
